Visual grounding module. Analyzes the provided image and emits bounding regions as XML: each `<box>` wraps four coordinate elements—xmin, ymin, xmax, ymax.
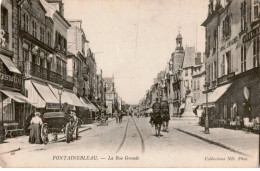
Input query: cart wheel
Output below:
<box><xmin>65</xmin><ymin>123</ymin><xmax>71</xmax><ymax>143</ymax></box>
<box><xmin>41</xmin><ymin>124</ymin><xmax>48</xmax><ymax>144</ymax></box>
<box><xmin>75</xmin><ymin>127</ymin><xmax>79</xmax><ymax>140</ymax></box>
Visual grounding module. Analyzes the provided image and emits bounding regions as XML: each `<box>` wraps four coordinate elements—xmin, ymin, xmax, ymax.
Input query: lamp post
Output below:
<box><xmin>58</xmin><ymin>85</ymin><xmax>64</xmax><ymax>111</ymax></box>
<box><xmin>204</xmin><ymin>82</ymin><xmax>210</xmax><ymax>134</ymax></box>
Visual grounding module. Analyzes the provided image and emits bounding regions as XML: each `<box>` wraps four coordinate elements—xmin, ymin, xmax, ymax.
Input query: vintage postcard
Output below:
<box><xmin>0</xmin><ymin>0</ymin><xmax>259</xmax><ymax>168</ymax></box>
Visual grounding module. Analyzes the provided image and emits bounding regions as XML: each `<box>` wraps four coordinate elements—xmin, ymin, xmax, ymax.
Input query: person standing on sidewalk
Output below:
<box><xmin>119</xmin><ymin>110</ymin><xmax>123</xmax><ymax>123</ymax></box>
<box><xmin>197</xmin><ymin>105</ymin><xmax>204</xmax><ymax>126</ymax></box>
<box><xmin>29</xmin><ymin>112</ymin><xmax>43</xmax><ymax>144</ymax></box>
<box><xmin>114</xmin><ymin>110</ymin><xmax>119</xmax><ymax>123</ymax></box>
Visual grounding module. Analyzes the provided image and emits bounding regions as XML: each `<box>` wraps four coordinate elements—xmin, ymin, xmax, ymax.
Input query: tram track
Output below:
<box><xmin>116</xmin><ymin>117</ymin><xmax>145</xmax><ymax>154</ymax></box>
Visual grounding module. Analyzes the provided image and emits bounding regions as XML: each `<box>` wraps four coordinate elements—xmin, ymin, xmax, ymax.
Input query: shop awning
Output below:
<box><xmin>1</xmin><ymin>90</ymin><xmax>35</xmax><ymax>106</ymax></box>
<box><xmin>25</xmin><ymin>80</ymin><xmax>46</xmax><ymax>108</ymax></box>
<box><xmin>88</xmin><ymin>103</ymin><xmax>99</xmax><ymax>112</ymax></box>
<box><xmin>93</xmin><ymin>103</ymin><xmax>101</xmax><ymax>111</ymax></box>
<box><xmin>63</xmin><ymin>90</ymin><xmax>85</xmax><ymax>107</ymax></box>
<box><xmin>0</xmin><ymin>55</ymin><xmax>21</xmax><ymax>74</ymax></box>
<box><xmin>48</xmin><ymin>84</ymin><xmax>73</xmax><ymax>105</ymax></box>
<box><xmin>79</xmin><ymin>97</ymin><xmax>99</xmax><ymax>111</ymax></box>
<box><xmin>32</xmin><ymin>81</ymin><xmax>59</xmax><ymax>104</ymax></box>
<box><xmin>79</xmin><ymin>97</ymin><xmax>90</xmax><ymax>109</ymax></box>
<box><xmin>207</xmin><ymin>83</ymin><xmax>232</xmax><ymax>104</ymax></box>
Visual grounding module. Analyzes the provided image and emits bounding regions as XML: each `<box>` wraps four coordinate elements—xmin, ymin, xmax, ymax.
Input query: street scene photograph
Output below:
<box><xmin>0</xmin><ymin>0</ymin><xmax>259</xmax><ymax>168</ymax></box>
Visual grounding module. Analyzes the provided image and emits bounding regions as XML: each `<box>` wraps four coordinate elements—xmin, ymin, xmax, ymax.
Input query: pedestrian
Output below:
<box><xmin>61</xmin><ymin>102</ymin><xmax>71</xmax><ymax>116</ymax></box>
<box><xmin>161</xmin><ymin>101</ymin><xmax>170</xmax><ymax>132</ymax></box>
<box><xmin>114</xmin><ymin>110</ymin><xmax>119</xmax><ymax>123</ymax></box>
<box><xmin>119</xmin><ymin>110</ymin><xmax>123</xmax><ymax>123</ymax></box>
<box><xmin>28</xmin><ymin>112</ymin><xmax>43</xmax><ymax>144</ymax></box>
<box><xmin>150</xmin><ymin>98</ymin><xmax>161</xmax><ymax>127</ymax></box>
<box><xmin>197</xmin><ymin>105</ymin><xmax>204</xmax><ymax>126</ymax></box>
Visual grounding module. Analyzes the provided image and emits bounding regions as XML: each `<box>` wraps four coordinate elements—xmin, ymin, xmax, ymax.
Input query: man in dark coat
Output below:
<box><xmin>150</xmin><ymin>98</ymin><xmax>161</xmax><ymax>127</ymax></box>
<box><xmin>161</xmin><ymin>101</ymin><xmax>170</xmax><ymax>132</ymax></box>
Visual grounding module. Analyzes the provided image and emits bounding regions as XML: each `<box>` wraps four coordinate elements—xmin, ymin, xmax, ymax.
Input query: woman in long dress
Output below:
<box><xmin>29</xmin><ymin>112</ymin><xmax>43</xmax><ymax>144</ymax></box>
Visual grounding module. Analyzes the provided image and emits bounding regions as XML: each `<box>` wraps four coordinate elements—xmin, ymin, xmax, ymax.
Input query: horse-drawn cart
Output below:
<box><xmin>41</xmin><ymin>112</ymin><xmax>79</xmax><ymax>144</ymax></box>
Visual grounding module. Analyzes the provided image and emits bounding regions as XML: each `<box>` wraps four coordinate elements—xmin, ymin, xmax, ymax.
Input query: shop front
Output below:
<box><xmin>0</xmin><ymin>55</ymin><xmax>35</xmax><ymax>127</ymax></box>
<box><xmin>80</xmin><ymin>97</ymin><xmax>99</xmax><ymax>123</ymax></box>
<box><xmin>220</xmin><ymin>68</ymin><xmax>259</xmax><ymax>121</ymax></box>
<box><xmin>209</xmin><ymin>68</ymin><xmax>259</xmax><ymax>127</ymax></box>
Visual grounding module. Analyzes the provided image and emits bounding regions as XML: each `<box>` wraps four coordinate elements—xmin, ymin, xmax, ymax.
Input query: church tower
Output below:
<box><xmin>171</xmin><ymin>31</ymin><xmax>185</xmax><ymax>73</ymax></box>
<box><xmin>175</xmin><ymin>32</ymin><xmax>184</xmax><ymax>51</ymax></box>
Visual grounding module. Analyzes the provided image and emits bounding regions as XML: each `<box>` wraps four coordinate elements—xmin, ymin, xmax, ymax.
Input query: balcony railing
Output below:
<box><xmin>20</xmin><ymin>61</ymin><xmax>74</xmax><ymax>88</ymax></box>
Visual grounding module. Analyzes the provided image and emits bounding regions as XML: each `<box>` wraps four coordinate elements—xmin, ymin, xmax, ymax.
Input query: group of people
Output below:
<box><xmin>114</xmin><ymin>110</ymin><xmax>123</xmax><ymax>123</ymax></box>
<box><xmin>150</xmin><ymin>98</ymin><xmax>170</xmax><ymax>137</ymax></box>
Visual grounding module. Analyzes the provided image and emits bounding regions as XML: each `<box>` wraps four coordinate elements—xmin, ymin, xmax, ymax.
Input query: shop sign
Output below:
<box><xmin>243</xmin><ymin>26</ymin><xmax>260</xmax><ymax>43</ymax></box>
<box><xmin>0</xmin><ymin>72</ymin><xmax>22</xmax><ymax>85</ymax></box>
<box><xmin>220</xmin><ymin>36</ymin><xmax>239</xmax><ymax>52</ymax></box>
<box><xmin>46</xmin><ymin>103</ymin><xmax>60</xmax><ymax>110</ymax></box>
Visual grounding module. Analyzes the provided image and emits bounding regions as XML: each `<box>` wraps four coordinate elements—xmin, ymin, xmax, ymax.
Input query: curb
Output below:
<box><xmin>78</xmin><ymin>127</ymin><xmax>91</xmax><ymax>133</ymax></box>
<box><xmin>0</xmin><ymin>126</ymin><xmax>92</xmax><ymax>155</ymax></box>
<box><xmin>174</xmin><ymin>127</ymin><xmax>249</xmax><ymax>157</ymax></box>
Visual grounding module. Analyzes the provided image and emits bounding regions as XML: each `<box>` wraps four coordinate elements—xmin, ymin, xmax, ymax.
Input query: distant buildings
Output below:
<box><xmin>104</xmin><ymin>77</ymin><xmax>115</xmax><ymax>115</ymax></box>
<box><xmin>139</xmin><ymin>32</ymin><xmax>205</xmax><ymax>117</ymax></box>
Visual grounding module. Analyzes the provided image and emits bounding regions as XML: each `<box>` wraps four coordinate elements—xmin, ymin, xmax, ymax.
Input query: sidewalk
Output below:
<box><xmin>0</xmin><ymin>125</ymin><xmax>92</xmax><ymax>155</ymax></box>
<box><xmin>171</xmin><ymin>117</ymin><xmax>259</xmax><ymax>157</ymax></box>
<box><xmin>0</xmin><ymin>118</ymin><xmax>116</xmax><ymax>155</ymax></box>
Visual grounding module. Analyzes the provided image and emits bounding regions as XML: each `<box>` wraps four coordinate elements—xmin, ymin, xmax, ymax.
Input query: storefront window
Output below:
<box><xmin>2</xmin><ymin>95</ymin><xmax>15</xmax><ymax>122</ymax></box>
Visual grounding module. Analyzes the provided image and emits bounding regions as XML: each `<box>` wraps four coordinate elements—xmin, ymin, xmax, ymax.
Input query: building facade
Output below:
<box><xmin>0</xmin><ymin>0</ymin><xmax>27</xmax><ymax>124</ymax></box>
<box><xmin>201</xmin><ymin>0</ymin><xmax>259</xmax><ymax>124</ymax></box>
<box><xmin>192</xmin><ymin>53</ymin><xmax>206</xmax><ymax>103</ymax></box>
<box><xmin>104</xmin><ymin>77</ymin><xmax>115</xmax><ymax>115</ymax></box>
<box><xmin>67</xmin><ymin>20</ymin><xmax>87</xmax><ymax>97</ymax></box>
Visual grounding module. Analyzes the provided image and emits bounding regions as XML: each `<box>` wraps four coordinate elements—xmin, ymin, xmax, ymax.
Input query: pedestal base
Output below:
<box><xmin>182</xmin><ymin>95</ymin><xmax>196</xmax><ymax>117</ymax></box>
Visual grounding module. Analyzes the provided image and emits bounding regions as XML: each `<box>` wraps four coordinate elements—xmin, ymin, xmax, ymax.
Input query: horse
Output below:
<box><xmin>153</xmin><ymin>112</ymin><xmax>163</xmax><ymax>137</ymax></box>
<box><xmin>162</xmin><ymin>111</ymin><xmax>170</xmax><ymax>132</ymax></box>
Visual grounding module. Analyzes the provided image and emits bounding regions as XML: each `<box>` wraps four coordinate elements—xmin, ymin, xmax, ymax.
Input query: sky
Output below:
<box><xmin>63</xmin><ymin>0</ymin><xmax>208</xmax><ymax>105</ymax></box>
